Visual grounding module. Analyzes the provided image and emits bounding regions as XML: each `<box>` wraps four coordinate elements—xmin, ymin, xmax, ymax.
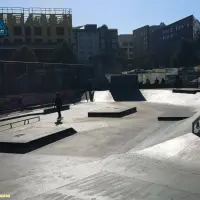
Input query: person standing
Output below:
<box><xmin>54</xmin><ymin>92</ymin><xmax>62</xmax><ymax>119</ymax></box>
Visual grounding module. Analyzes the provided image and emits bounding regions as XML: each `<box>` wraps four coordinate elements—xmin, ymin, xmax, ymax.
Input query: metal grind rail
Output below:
<box><xmin>0</xmin><ymin>116</ymin><xmax>40</xmax><ymax>129</ymax></box>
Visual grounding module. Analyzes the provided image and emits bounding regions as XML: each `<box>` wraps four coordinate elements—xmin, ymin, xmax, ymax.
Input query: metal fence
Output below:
<box><xmin>0</xmin><ymin>60</ymin><xmax>95</xmax><ymax>96</ymax></box>
<box><xmin>138</xmin><ymin>72</ymin><xmax>166</xmax><ymax>84</ymax></box>
<box><xmin>138</xmin><ymin>68</ymin><xmax>200</xmax><ymax>88</ymax></box>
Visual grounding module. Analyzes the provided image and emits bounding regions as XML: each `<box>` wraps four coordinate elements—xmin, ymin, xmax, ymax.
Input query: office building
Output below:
<box><xmin>72</xmin><ymin>24</ymin><xmax>118</xmax><ymax>63</ymax></box>
<box><xmin>132</xmin><ymin>25</ymin><xmax>150</xmax><ymax>57</ymax></box>
<box><xmin>72</xmin><ymin>24</ymin><xmax>100</xmax><ymax>63</ymax></box>
<box><xmin>98</xmin><ymin>25</ymin><xmax>118</xmax><ymax>55</ymax></box>
<box><xmin>118</xmin><ymin>34</ymin><xmax>133</xmax><ymax>59</ymax></box>
<box><xmin>151</xmin><ymin>15</ymin><xmax>200</xmax><ymax>59</ymax></box>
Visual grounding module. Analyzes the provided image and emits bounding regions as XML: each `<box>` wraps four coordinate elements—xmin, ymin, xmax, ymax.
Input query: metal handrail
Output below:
<box><xmin>192</xmin><ymin>116</ymin><xmax>200</xmax><ymax>134</ymax></box>
<box><xmin>0</xmin><ymin>116</ymin><xmax>40</xmax><ymax>129</ymax></box>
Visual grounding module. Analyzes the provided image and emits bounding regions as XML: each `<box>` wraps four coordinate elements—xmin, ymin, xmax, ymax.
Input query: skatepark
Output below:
<box><xmin>1</xmin><ymin>76</ymin><xmax>200</xmax><ymax>199</ymax></box>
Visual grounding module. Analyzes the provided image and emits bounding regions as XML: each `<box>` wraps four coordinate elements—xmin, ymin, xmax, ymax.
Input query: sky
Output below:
<box><xmin>2</xmin><ymin>0</ymin><xmax>200</xmax><ymax>34</ymax></box>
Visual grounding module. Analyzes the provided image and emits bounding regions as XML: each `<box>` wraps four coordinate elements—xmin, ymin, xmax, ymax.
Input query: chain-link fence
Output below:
<box><xmin>138</xmin><ymin>72</ymin><xmax>166</xmax><ymax>84</ymax></box>
<box><xmin>138</xmin><ymin>68</ymin><xmax>200</xmax><ymax>88</ymax></box>
<box><xmin>0</xmin><ymin>60</ymin><xmax>94</xmax><ymax>96</ymax></box>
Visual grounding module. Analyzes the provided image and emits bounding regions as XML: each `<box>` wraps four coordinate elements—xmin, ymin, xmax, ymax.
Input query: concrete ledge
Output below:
<box><xmin>158</xmin><ymin>116</ymin><xmax>189</xmax><ymax>121</ymax></box>
<box><xmin>88</xmin><ymin>107</ymin><xmax>137</xmax><ymax>118</ymax></box>
<box><xmin>0</xmin><ymin>127</ymin><xmax>77</xmax><ymax>154</ymax></box>
<box><xmin>43</xmin><ymin>104</ymin><xmax>70</xmax><ymax>114</ymax></box>
<box><xmin>172</xmin><ymin>89</ymin><xmax>199</xmax><ymax>94</ymax></box>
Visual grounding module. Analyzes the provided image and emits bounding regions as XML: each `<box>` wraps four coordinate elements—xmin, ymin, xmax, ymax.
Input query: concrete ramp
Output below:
<box><xmin>141</xmin><ymin>89</ymin><xmax>200</xmax><ymax>107</ymax></box>
<box><xmin>81</xmin><ymin>91</ymin><xmax>114</xmax><ymax>102</ymax></box>
<box><xmin>93</xmin><ymin>91</ymin><xmax>114</xmax><ymax>102</ymax></box>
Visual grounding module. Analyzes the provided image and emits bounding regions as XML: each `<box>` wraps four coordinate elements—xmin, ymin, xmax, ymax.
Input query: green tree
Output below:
<box><xmin>13</xmin><ymin>45</ymin><xmax>37</xmax><ymax>62</ymax></box>
<box><xmin>53</xmin><ymin>41</ymin><xmax>78</xmax><ymax>64</ymax></box>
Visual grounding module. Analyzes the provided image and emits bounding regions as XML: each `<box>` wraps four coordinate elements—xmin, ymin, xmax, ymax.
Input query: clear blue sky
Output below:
<box><xmin>2</xmin><ymin>0</ymin><xmax>200</xmax><ymax>34</ymax></box>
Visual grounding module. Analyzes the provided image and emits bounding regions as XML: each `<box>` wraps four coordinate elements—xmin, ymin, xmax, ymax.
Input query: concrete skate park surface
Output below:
<box><xmin>2</xmin><ymin>89</ymin><xmax>200</xmax><ymax>199</ymax></box>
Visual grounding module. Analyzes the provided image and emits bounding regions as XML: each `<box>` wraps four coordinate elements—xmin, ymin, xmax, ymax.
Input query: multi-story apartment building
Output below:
<box><xmin>151</xmin><ymin>15</ymin><xmax>200</xmax><ymax>65</ymax></box>
<box><xmin>98</xmin><ymin>25</ymin><xmax>118</xmax><ymax>55</ymax></box>
<box><xmin>132</xmin><ymin>25</ymin><xmax>150</xmax><ymax>57</ymax></box>
<box><xmin>118</xmin><ymin>34</ymin><xmax>133</xmax><ymax>59</ymax></box>
<box><xmin>72</xmin><ymin>24</ymin><xmax>100</xmax><ymax>63</ymax></box>
<box><xmin>0</xmin><ymin>7</ymin><xmax>72</xmax><ymax>61</ymax></box>
<box><xmin>72</xmin><ymin>24</ymin><xmax>118</xmax><ymax>63</ymax></box>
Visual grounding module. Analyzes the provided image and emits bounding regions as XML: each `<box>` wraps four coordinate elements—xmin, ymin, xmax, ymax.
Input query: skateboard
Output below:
<box><xmin>55</xmin><ymin>117</ymin><xmax>63</xmax><ymax>125</ymax></box>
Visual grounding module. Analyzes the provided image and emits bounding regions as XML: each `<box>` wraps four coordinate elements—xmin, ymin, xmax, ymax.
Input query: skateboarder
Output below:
<box><xmin>54</xmin><ymin>92</ymin><xmax>62</xmax><ymax>119</ymax></box>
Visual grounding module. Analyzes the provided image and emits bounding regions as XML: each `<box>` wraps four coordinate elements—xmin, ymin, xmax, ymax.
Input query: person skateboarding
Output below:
<box><xmin>54</xmin><ymin>92</ymin><xmax>62</xmax><ymax>119</ymax></box>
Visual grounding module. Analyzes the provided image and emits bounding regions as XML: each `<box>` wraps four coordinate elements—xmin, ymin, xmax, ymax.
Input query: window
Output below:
<box><xmin>14</xmin><ymin>26</ymin><xmax>22</xmax><ymax>36</ymax></box>
<box><xmin>34</xmin><ymin>39</ymin><xmax>42</xmax><ymax>44</ymax></box>
<box><xmin>25</xmin><ymin>38</ymin><xmax>31</xmax><ymax>44</ymax></box>
<box><xmin>25</xmin><ymin>26</ymin><xmax>31</xmax><ymax>36</ymax></box>
<box><xmin>3</xmin><ymin>39</ymin><xmax>11</xmax><ymax>46</ymax></box>
<box><xmin>122</xmin><ymin>42</ymin><xmax>128</xmax><ymax>46</ymax></box>
<box><xmin>187</xmin><ymin>24</ymin><xmax>190</xmax><ymax>28</ymax></box>
<box><xmin>56</xmin><ymin>27</ymin><xmax>64</xmax><ymax>35</ymax></box>
<box><xmin>80</xmin><ymin>45</ymin><xmax>84</xmax><ymax>50</ymax></box>
<box><xmin>34</xmin><ymin>27</ymin><xmax>42</xmax><ymax>36</ymax></box>
<box><xmin>171</xmin><ymin>34</ymin><xmax>173</xmax><ymax>38</ymax></box>
<box><xmin>47</xmin><ymin>27</ymin><xmax>51</xmax><ymax>36</ymax></box>
<box><xmin>48</xmin><ymin>39</ymin><xmax>52</xmax><ymax>44</ymax></box>
<box><xmin>13</xmin><ymin>39</ymin><xmax>23</xmax><ymax>45</ymax></box>
<box><xmin>57</xmin><ymin>39</ymin><xmax>64</xmax><ymax>44</ymax></box>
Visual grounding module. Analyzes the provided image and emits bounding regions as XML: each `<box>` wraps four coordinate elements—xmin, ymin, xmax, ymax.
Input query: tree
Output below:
<box><xmin>13</xmin><ymin>45</ymin><xmax>37</xmax><ymax>62</ymax></box>
<box><xmin>174</xmin><ymin>39</ymin><xmax>198</xmax><ymax>67</ymax></box>
<box><xmin>53</xmin><ymin>41</ymin><xmax>78</xmax><ymax>64</ymax></box>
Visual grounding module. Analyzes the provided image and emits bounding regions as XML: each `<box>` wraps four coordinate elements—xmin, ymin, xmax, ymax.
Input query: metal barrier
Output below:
<box><xmin>192</xmin><ymin>116</ymin><xmax>200</xmax><ymax>135</ymax></box>
<box><xmin>0</xmin><ymin>116</ymin><xmax>40</xmax><ymax>129</ymax></box>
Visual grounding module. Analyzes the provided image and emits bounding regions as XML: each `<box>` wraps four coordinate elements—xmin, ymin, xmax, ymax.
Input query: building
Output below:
<box><xmin>0</xmin><ymin>7</ymin><xmax>72</xmax><ymax>45</ymax></box>
<box><xmin>132</xmin><ymin>25</ymin><xmax>150</xmax><ymax>57</ymax></box>
<box><xmin>72</xmin><ymin>24</ymin><xmax>100</xmax><ymax>63</ymax></box>
<box><xmin>98</xmin><ymin>25</ymin><xmax>118</xmax><ymax>55</ymax></box>
<box><xmin>72</xmin><ymin>24</ymin><xmax>118</xmax><ymax>63</ymax></box>
<box><xmin>118</xmin><ymin>34</ymin><xmax>133</xmax><ymax>59</ymax></box>
<box><xmin>0</xmin><ymin>7</ymin><xmax>72</xmax><ymax>61</ymax></box>
<box><xmin>151</xmin><ymin>15</ymin><xmax>200</xmax><ymax>65</ymax></box>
